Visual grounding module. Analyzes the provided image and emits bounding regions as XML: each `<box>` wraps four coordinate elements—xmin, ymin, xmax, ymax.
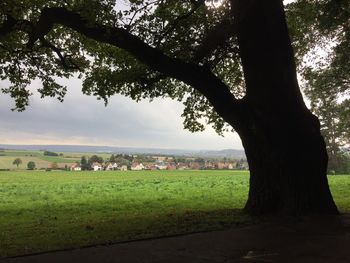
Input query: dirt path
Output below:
<box><xmin>1</xmin><ymin>214</ymin><xmax>349</xmax><ymax>263</ymax></box>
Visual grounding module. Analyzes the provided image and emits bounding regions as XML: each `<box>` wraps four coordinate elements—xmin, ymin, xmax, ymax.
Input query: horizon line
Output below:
<box><xmin>0</xmin><ymin>143</ymin><xmax>245</xmax><ymax>152</ymax></box>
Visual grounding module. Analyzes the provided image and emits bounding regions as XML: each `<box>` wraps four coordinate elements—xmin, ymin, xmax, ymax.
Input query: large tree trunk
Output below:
<box><xmin>240</xmin><ymin>113</ymin><xmax>339</xmax><ymax>215</ymax></box>
<box><xmin>232</xmin><ymin>0</ymin><xmax>338</xmax><ymax>215</ymax></box>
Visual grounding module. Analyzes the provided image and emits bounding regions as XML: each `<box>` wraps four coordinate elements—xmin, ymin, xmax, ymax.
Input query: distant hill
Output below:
<box><xmin>0</xmin><ymin>144</ymin><xmax>246</xmax><ymax>159</ymax></box>
<box><xmin>197</xmin><ymin>149</ymin><xmax>246</xmax><ymax>158</ymax></box>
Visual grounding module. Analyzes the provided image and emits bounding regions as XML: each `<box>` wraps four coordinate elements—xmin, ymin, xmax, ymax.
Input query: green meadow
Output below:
<box><xmin>0</xmin><ymin>170</ymin><xmax>349</xmax><ymax>257</ymax></box>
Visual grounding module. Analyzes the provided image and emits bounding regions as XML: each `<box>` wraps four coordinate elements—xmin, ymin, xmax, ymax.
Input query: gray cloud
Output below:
<box><xmin>0</xmin><ymin>78</ymin><xmax>243</xmax><ymax>150</ymax></box>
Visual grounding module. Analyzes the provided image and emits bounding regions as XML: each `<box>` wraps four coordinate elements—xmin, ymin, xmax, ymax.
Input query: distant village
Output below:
<box><xmin>70</xmin><ymin>154</ymin><xmax>248</xmax><ymax>172</ymax></box>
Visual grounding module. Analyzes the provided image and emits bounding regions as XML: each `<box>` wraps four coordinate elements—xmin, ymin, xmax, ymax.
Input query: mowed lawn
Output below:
<box><xmin>0</xmin><ymin>170</ymin><xmax>349</xmax><ymax>257</ymax></box>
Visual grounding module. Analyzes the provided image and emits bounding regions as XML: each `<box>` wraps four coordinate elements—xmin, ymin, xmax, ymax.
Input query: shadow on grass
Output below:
<box><xmin>0</xmin><ymin>208</ymin><xmax>251</xmax><ymax>258</ymax></box>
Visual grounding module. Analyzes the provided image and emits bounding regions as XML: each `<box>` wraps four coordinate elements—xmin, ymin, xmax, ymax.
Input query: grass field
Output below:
<box><xmin>0</xmin><ymin>170</ymin><xmax>349</xmax><ymax>257</ymax></box>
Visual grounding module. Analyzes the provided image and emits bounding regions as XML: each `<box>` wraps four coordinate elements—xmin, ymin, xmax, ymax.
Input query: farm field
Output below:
<box><xmin>0</xmin><ymin>150</ymin><xmax>81</xmax><ymax>169</ymax></box>
<box><xmin>0</xmin><ymin>170</ymin><xmax>349</xmax><ymax>257</ymax></box>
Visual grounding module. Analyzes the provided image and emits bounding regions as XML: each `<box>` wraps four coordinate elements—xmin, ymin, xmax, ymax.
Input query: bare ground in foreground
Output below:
<box><xmin>1</xmin><ymin>214</ymin><xmax>349</xmax><ymax>263</ymax></box>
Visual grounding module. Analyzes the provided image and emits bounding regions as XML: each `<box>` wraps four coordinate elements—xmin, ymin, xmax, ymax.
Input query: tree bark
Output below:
<box><xmin>233</xmin><ymin>0</ymin><xmax>338</xmax><ymax>215</ymax></box>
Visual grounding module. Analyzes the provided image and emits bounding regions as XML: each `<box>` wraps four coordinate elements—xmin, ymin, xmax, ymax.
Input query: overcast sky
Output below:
<box><xmin>0</xmin><ymin>78</ymin><xmax>243</xmax><ymax>150</ymax></box>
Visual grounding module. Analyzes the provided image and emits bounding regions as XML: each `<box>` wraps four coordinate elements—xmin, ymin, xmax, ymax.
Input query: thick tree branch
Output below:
<box><xmin>25</xmin><ymin>7</ymin><xmax>244</xmax><ymax>126</ymax></box>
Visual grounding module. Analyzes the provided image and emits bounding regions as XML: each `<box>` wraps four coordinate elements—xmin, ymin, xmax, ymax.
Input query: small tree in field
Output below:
<box><xmin>27</xmin><ymin>161</ymin><xmax>36</xmax><ymax>170</ymax></box>
<box><xmin>80</xmin><ymin>156</ymin><xmax>89</xmax><ymax>170</ymax></box>
<box><xmin>13</xmin><ymin>158</ymin><xmax>22</xmax><ymax>168</ymax></box>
